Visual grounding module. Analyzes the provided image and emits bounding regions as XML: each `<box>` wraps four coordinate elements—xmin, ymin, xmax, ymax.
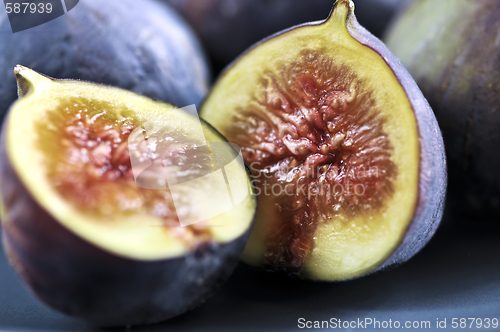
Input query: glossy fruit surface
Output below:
<box><xmin>0</xmin><ymin>66</ymin><xmax>256</xmax><ymax>326</ymax></box>
<box><xmin>385</xmin><ymin>0</ymin><xmax>500</xmax><ymax>225</ymax></box>
<box><xmin>200</xmin><ymin>0</ymin><xmax>446</xmax><ymax>281</ymax></box>
<box><xmin>0</xmin><ymin>0</ymin><xmax>210</xmax><ymax>123</ymax></box>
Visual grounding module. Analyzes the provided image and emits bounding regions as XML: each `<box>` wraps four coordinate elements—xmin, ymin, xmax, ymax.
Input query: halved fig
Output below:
<box><xmin>200</xmin><ymin>0</ymin><xmax>446</xmax><ymax>281</ymax></box>
<box><xmin>0</xmin><ymin>66</ymin><xmax>256</xmax><ymax>326</ymax></box>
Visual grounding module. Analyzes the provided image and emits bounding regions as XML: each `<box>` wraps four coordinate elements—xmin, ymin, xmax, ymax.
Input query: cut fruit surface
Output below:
<box><xmin>200</xmin><ymin>0</ymin><xmax>446</xmax><ymax>280</ymax></box>
<box><xmin>38</xmin><ymin>96</ymin><xmax>217</xmax><ymax>253</ymax></box>
<box><xmin>0</xmin><ymin>66</ymin><xmax>256</xmax><ymax>325</ymax></box>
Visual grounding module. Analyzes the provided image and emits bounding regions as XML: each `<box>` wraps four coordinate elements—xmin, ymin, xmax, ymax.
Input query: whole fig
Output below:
<box><xmin>385</xmin><ymin>0</ymin><xmax>500</xmax><ymax>226</ymax></box>
<box><xmin>0</xmin><ymin>0</ymin><xmax>210</xmax><ymax>122</ymax></box>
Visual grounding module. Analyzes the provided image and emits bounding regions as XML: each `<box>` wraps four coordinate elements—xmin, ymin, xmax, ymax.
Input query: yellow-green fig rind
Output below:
<box><xmin>200</xmin><ymin>0</ymin><xmax>446</xmax><ymax>281</ymax></box>
<box><xmin>346</xmin><ymin>0</ymin><xmax>446</xmax><ymax>273</ymax></box>
<box><xmin>0</xmin><ymin>66</ymin><xmax>257</xmax><ymax>326</ymax></box>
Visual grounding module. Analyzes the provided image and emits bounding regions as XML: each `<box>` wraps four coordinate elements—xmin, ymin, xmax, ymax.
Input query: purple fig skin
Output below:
<box><xmin>345</xmin><ymin>6</ymin><xmax>447</xmax><ymax>272</ymax></box>
<box><xmin>202</xmin><ymin>0</ymin><xmax>447</xmax><ymax>279</ymax></box>
<box><xmin>384</xmin><ymin>0</ymin><xmax>500</xmax><ymax>227</ymax></box>
<box><xmin>0</xmin><ymin>105</ymin><xmax>255</xmax><ymax>327</ymax></box>
<box><xmin>0</xmin><ymin>0</ymin><xmax>211</xmax><ymax>123</ymax></box>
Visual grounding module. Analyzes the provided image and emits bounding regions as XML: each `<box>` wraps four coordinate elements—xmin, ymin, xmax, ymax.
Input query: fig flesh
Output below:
<box><xmin>384</xmin><ymin>0</ymin><xmax>500</xmax><ymax>225</ymax></box>
<box><xmin>200</xmin><ymin>0</ymin><xmax>446</xmax><ymax>281</ymax></box>
<box><xmin>0</xmin><ymin>66</ymin><xmax>256</xmax><ymax>326</ymax></box>
<box><xmin>0</xmin><ymin>0</ymin><xmax>210</xmax><ymax>123</ymax></box>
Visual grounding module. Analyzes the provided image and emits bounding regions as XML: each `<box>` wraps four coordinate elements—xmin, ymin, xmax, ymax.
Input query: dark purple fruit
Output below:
<box><xmin>200</xmin><ymin>0</ymin><xmax>446</xmax><ymax>280</ymax></box>
<box><xmin>164</xmin><ymin>0</ymin><xmax>411</xmax><ymax>72</ymax></box>
<box><xmin>0</xmin><ymin>66</ymin><xmax>256</xmax><ymax>326</ymax></box>
<box><xmin>385</xmin><ymin>0</ymin><xmax>500</xmax><ymax>226</ymax></box>
<box><xmin>0</xmin><ymin>0</ymin><xmax>210</xmax><ymax>123</ymax></box>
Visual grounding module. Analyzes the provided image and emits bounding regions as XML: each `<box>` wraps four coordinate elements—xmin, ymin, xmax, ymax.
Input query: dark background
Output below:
<box><xmin>1</xmin><ymin>228</ymin><xmax>500</xmax><ymax>331</ymax></box>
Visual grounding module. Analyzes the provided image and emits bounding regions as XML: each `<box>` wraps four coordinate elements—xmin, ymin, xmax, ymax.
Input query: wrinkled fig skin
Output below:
<box><xmin>385</xmin><ymin>0</ymin><xmax>500</xmax><ymax>226</ymax></box>
<box><xmin>0</xmin><ymin>0</ymin><xmax>210</xmax><ymax>123</ymax></box>
<box><xmin>346</xmin><ymin>11</ymin><xmax>446</xmax><ymax>272</ymax></box>
<box><xmin>0</xmin><ymin>134</ymin><xmax>251</xmax><ymax>326</ymax></box>
<box><xmin>164</xmin><ymin>0</ymin><xmax>411</xmax><ymax>72</ymax></box>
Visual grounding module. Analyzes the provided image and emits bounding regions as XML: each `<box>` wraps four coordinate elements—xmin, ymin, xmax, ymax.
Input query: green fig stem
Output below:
<box><xmin>326</xmin><ymin>0</ymin><xmax>354</xmax><ymax>30</ymax></box>
<box><xmin>14</xmin><ymin>65</ymin><xmax>50</xmax><ymax>98</ymax></box>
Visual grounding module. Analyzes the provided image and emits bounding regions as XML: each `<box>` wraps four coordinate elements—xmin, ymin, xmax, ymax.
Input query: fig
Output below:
<box><xmin>200</xmin><ymin>0</ymin><xmax>446</xmax><ymax>280</ymax></box>
<box><xmin>0</xmin><ymin>0</ymin><xmax>210</xmax><ymax>123</ymax></box>
<box><xmin>0</xmin><ymin>66</ymin><xmax>256</xmax><ymax>326</ymax></box>
<box><xmin>384</xmin><ymin>0</ymin><xmax>500</xmax><ymax>225</ymax></box>
<box><xmin>164</xmin><ymin>0</ymin><xmax>411</xmax><ymax>73</ymax></box>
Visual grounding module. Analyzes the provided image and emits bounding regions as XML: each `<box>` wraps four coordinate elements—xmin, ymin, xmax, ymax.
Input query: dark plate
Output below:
<box><xmin>1</xmin><ymin>228</ymin><xmax>499</xmax><ymax>332</ymax></box>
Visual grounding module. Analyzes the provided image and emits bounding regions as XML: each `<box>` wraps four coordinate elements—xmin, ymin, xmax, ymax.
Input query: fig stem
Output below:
<box><xmin>14</xmin><ymin>65</ymin><xmax>50</xmax><ymax>98</ymax></box>
<box><xmin>326</xmin><ymin>0</ymin><xmax>353</xmax><ymax>30</ymax></box>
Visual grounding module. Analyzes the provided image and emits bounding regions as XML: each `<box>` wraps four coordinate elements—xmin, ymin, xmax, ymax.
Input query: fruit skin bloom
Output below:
<box><xmin>385</xmin><ymin>0</ymin><xmax>500</xmax><ymax>227</ymax></box>
<box><xmin>0</xmin><ymin>0</ymin><xmax>210</xmax><ymax>123</ymax></box>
